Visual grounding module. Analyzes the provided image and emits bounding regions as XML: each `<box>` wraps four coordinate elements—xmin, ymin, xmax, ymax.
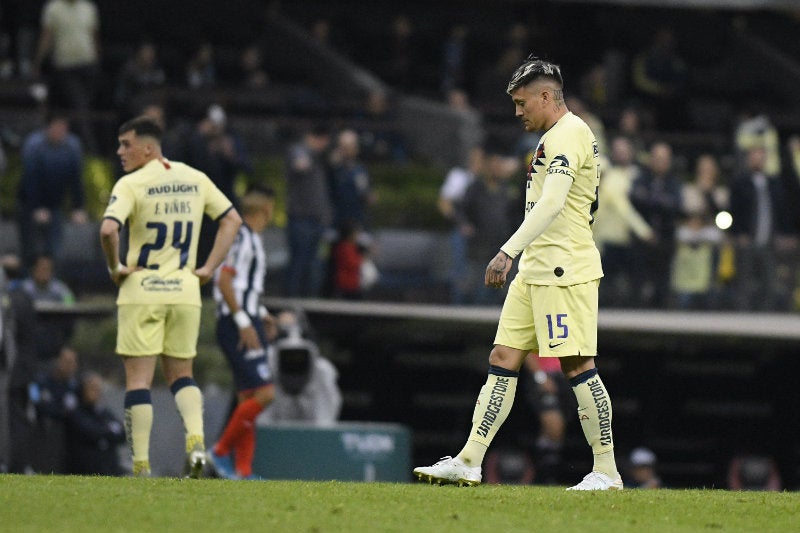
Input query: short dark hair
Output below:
<box><xmin>506</xmin><ymin>55</ymin><xmax>563</xmax><ymax>94</ymax></box>
<box><xmin>118</xmin><ymin>116</ymin><xmax>163</xmax><ymax>140</ymax></box>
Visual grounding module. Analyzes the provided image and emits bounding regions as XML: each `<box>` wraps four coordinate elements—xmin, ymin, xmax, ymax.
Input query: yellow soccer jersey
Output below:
<box><xmin>510</xmin><ymin>112</ymin><xmax>603</xmax><ymax>286</ymax></box>
<box><xmin>103</xmin><ymin>158</ymin><xmax>233</xmax><ymax>305</ymax></box>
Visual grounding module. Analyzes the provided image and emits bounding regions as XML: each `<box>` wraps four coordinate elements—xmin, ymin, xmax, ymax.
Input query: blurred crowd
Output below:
<box><xmin>0</xmin><ymin>1</ymin><xmax>798</xmax><ymax>314</ymax></box>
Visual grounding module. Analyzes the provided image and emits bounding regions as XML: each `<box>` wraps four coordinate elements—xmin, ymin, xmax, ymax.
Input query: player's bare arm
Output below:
<box><xmin>195</xmin><ymin>208</ymin><xmax>243</xmax><ymax>285</ymax></box>
<box><xmin>485</xmin><ymin>250</ymin><xmax>513</xmax><ymax>288</ymax></box>
<box><xmin>99</xmin><ymin>218</ymin><xmax>134</xmax><ymax>287</ymax></box>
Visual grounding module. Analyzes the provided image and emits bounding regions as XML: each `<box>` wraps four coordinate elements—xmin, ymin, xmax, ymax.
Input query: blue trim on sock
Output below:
<box><xmin>569</xmin><ymin>368</ymin><xmax>598</xmax><ymax>387</ymax></box>
<box><xmin>170</xmin><ymin>376</ymin><xmax>197</xmax><ymax>395</ymax></box>
<box><xmin>488</xmin><ymin>365</ymin><xmax>520</xmax><ymax>378</ymax></box>
<box><xmin>124</xmin><ymin>389</ymin><xmax>152</xmax><ymax>407</ymax></box>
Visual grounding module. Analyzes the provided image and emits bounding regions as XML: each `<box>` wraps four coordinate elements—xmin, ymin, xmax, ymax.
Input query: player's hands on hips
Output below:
<box><xmin>238</xmin><ymin>325</ymin><xmax>261</xmax><ymax>351</ymax></box>
<box><xmin>194</xmin><ymin>265</ymin><xmax>214</xmax><ymax>285</ymax></box>
<box><xmin>109</xmin><ymin>265</ymin><xmax>134</xmax><ymax>287</ymax></box>
<box><xmin>485</xmin><ymin>250</ymin><xmax>513</xmax><ymax>288</ymax></box>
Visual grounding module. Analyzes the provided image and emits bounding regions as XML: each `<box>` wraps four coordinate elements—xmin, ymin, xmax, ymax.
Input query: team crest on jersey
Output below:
<box><xmin>529</xmin><ymin>143</ymin><xmax>546</xmax><ymax>177</ymax></box>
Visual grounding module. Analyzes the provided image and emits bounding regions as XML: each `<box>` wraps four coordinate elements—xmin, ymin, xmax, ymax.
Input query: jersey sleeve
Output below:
<box><xmin>542</xmin><ymin>124</ymin><xmax>586</xmax><ymax>183</ymax></box>
<box><xmin>102</xmin><ymin>179</ymin><xmax>134</xmax><ymax>226</ymax></box>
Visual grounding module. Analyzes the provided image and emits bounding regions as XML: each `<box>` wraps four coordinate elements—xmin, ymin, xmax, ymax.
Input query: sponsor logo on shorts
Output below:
<box><xmin>141</xmin><ymin>275</ymin><xmax>183</xmax><ymax>292</ymax></box>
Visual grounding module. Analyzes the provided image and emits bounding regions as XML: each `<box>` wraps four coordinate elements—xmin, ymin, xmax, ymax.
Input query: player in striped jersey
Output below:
<box><xmin>209</xmin><ymin>186</ymin><xmax>277</xmax><ymax>479</ymax></box>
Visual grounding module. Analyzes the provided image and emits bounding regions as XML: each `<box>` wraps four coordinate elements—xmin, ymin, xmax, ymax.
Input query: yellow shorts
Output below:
<box><xmin>117</xmin><ymin>304</ymin><xmax>201</xmax><ymax>358</ymax></box>
<box><xmin>493</xmin><ymin>276</ymin><xmax>599</xmax><ymax>358</ymax></box>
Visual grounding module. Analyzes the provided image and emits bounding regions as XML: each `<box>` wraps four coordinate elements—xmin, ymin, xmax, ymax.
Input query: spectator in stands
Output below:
<box><xmin>33</xmin><ymin>0</ymin><xmax>100</xmax><ymax>153</ymax></box>
<box><xmin>21</xmin><ymin>253</ymin><xmax>75</xmax><ymax>359</ymax></box>
<box><xmin>238</xmin><ymin>44</ymin><xmax>268</xmax><ymax>89</ymax></box>
<box><xmin>441</xmin><ymin>24</ymin><xmax>469</xmax><ymax>94</ymax></box>
<box><xmin>494</xmin><ymin>23</ymin><xmax>530</xmax><ymax>80</ymax></box>
<box><xmin>615</xmin><ymin>106</ymin><xmax>650</xmax><ymax>166</ymax></box>
<box><xmin>459</xmin><ymin>150</ymin><xmax>516</xmax><ymax>305</ymax></box>
<box><xmin>20</xmin><ymin>253</ymin><xmax>74</xmax><ymax>305</ymax></box>
<box><xmin>729</xmin><ymin>145</ymin><xmax>796</xmax><ymax>311</ymax></box>
<box><xmin>66</xmin><ymin>371</ymin><xmax>126</xmax><ymax>475</ymax></box>
<box><xmin>16</xmin><ymin>113</ymin><xmax>88</xmax><ymax>272</ymax></box>
<box><xmin>4</xmin><ymin>254</ymin><xmax>42</xmax><ymax>474</ymax></box>
<box><xmin>187</xmin><ymin>103</ymin><xmax>251</xmax><ymax>204</ymax></box>
<box><xmin>328</xmin><ymin>128</ymin><xmax>375</xmax><ymax>231</ymax></box>
<box><xmin>28</xmin><ymin>345</ymin><xmax>81</xmax><ymax>473</ymax></box>
<box><xmin>734</xmin><ymin>109</ymin><xmax>781</xmax><ymax>177</ymax></box>
<box><xmin>438</xmin><ymin>145</ymin><xmax>484</xmax><ymax>304</ymax></box>
<box><xmin>476</xmin><ymin>22</ymin><xmax>530</xmax><ymax>113</ymax></box>
<box><xmin>0</xmin><ymin>0</ymin><xmax>44</xmax><ymax>78</ymax></box>
<box><xmin>187</xmin><ymin>104</ymin><xmax>253</xmax><ymax>267</ymax></box>
<box><xmin>446</xmin><ymin>88</ymin><xmax>486</xmax><ymax>165</ymax></box>
<box><xmin>186</xmin><ymin>41</ymin><xmax>216</xmax><ymax>89</ymax></box>
<box><xmin>626</xmin><ymin>447</ymin><xmax>662</xmax><ymax>489</ymax></box>
<box><xmin>382</xmin><ymin>15</ymin><xmax>418</xmax><ymax>91</ymax></box>
<box><xmin>113</xmin><ymin>41</ymin><xmax>166</xmax><ymax>114</ymax></box>
<box><xmin>671</xmin><ymin>154</ymin><xmax>728</xmax><ymax>310</ymax></box>
<box><xmin>630</xmin><ymin>141</ymin><xmax>683</xmax><ymax>308</ymax></box>
<box><xmin>326</xmin><ymin>220</ymin><xmax>366</xmax><ymax>300</ymax></box>
<box><xmin>356</xmin><ymin>89</ymin><xmax>407</xmax><ymax>163</ymax></box>
<box><xmin>283</xmin><ymin>125</ymin><xmax>333</xmax><ymax>297</ymax></box>
<box><xmin>593</xmin><ymin>136</ymin><xmax>653</xmax><ymax>308</ymax></box>
<box><xmin>784</xmin><ymin>135</ymin><xmax>800</xmax><ymax>309</ymax></box>
<box><xmin>260</xmin><ymin>310</ymin><xmax>342</xmax><ymax>425</ymax></box>
<box><xmin>727</xmin><ymin>454</ymin><xmax>782</xmax><ymax>491</ymax></box>
<box><xmin>631</xmin><ymin>28</ymin><xmax>687</xmax><ymax>130</ymax></box>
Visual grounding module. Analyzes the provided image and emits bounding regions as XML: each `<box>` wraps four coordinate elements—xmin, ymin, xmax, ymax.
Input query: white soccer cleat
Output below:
<box><xmin>413</xmin><ymin>456</ymin><xmax>481</xmax><ymax>487</ymax></box>
<box><xmin>186</xmin><ymin>447</ymin><xmax>207</xmax><ymax>479</ymax></box>
<box><xmin>567</xmin><ymin>471</ymin><xmax>624</xmax><ymax>491</ymax></box>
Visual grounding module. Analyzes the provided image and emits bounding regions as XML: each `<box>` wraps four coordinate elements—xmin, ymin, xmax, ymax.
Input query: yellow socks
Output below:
<box><xmin>570</xmin><ymin>368</ymin><xmax>619</xmax><ymax>477</ymax></box>
<box><xmin>171</xmin><ymin>377</ymin><xmax>205</xmax><ymax>453</ymax></box>
<box><xmin>124</xmin><ymin>389</ymin><xmax>153</xmax><ymax>473</ymax></box>
<box><xmin>457</xmin><ymin>366</ymin><xmax>519</xmax><ymax>467</ymax></box>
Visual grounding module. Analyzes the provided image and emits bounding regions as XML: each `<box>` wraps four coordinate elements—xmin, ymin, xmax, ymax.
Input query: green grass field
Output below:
<box><xmin>0</xmin><ymin>475</ymin><xmax>797</xmax><ymax>532</ymax></box>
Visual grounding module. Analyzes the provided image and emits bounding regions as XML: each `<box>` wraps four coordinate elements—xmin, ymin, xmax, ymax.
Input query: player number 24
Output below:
<box><xmin>138</xmin><ymin>220</ymin><xmax>193</xmax><ymax>269</ymax></box>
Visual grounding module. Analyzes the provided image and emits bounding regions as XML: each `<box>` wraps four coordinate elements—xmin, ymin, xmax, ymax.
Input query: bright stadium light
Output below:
<box><xmin>715</xmin><ymin>210</ymin><xmax>733</xmax><ymax>230</ymax></box>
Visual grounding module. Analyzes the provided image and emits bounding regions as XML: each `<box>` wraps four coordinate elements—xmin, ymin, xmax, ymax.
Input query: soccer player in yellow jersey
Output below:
<box><xmin>414</xmin><ymin>56</ymin><xmax>623</xmax><ymax>490</ymax></box>
<box><xmin>100</xmin><ymin>116</ymin><xmax>242</xmax><ymax>477</ymax></box>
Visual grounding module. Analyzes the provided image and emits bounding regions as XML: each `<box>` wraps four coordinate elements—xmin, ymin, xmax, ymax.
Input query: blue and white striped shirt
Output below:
<box><xmin>213</xmin><ymin>223</ymin><xmax>267</xmax><ymax>317</ymax></box>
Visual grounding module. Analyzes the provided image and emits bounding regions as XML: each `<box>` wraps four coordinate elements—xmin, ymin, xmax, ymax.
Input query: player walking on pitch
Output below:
<box><xmin>100</xmin><ymin>116</ymin><xmax>242</xmax><ymax>477</ymax></box>
<box><xmin>209</xmin><ymin>185</ymin><xmax>277</xmax><ymax>479</ymax></box>
<box><xmin>414</xmin><ymin>56</ymin><xmax>622</xmax><ymax>490</ymax></box>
